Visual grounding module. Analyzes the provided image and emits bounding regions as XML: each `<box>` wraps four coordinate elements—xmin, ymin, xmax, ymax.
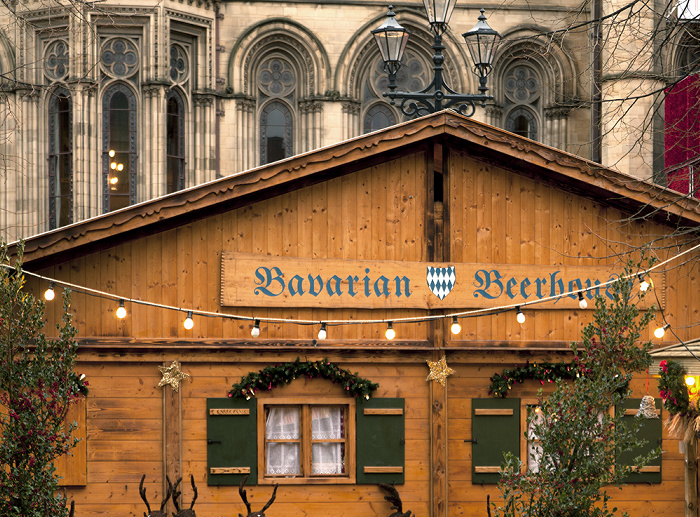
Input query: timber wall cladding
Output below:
<box><xmin>446</xmin><ymin>360</ymin><xmax>687</xmax><ymax>517</ymax></box>
<box><xmin>37</xmin><ymin>151</ymin><xmax>430</xmax><ymax>342</ymax></box>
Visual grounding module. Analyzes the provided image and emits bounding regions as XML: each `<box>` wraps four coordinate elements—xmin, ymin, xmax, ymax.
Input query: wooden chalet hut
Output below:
<box><xmin>10</xmin><ymin>111</ymin><xmax>700</xmax><ymax>516</ymax></box>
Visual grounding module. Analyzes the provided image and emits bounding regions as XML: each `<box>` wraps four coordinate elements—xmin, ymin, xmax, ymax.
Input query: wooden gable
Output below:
<box><xmin>9</xmin><ymin>111</ymin><xmax>700</xmax><ymax>517</ymax></box>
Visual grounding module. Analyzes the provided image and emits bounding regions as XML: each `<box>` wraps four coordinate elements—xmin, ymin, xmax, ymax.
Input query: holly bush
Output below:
<box><xmin>0</xmin><ymin>244</ymin><xmax>83</xmax><ymax>516</ymax></box>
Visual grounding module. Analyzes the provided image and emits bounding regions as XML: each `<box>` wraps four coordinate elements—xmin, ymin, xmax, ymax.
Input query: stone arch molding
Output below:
<box><xmin>228</xmin><ymin>19</ymin><xmax>330</xmax><ymax>97</ymax></box>
<box><xmin>493</xmin><ymin>27</ymin><xmax>579</xmax><ymax>109</ymax></box>
<box><xmin>338</xmin><ymin>9</ymin><xmax>475</xmax><ymax>101</ymax></box>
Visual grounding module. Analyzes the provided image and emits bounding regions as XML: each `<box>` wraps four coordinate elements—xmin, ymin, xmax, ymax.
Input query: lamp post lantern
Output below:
<box><xmin>371</xmin><ymin>5</ymin><xmax>501</xmax><ymax>117</ymax></box>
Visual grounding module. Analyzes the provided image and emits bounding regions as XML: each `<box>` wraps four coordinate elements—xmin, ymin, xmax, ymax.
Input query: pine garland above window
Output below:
<box><xmin>489</xmin><ymin>360</ymin><xmax>579</xmax><ymax>398</ymax></box>
<box><xmin>229</xmin><ymin>358</ymin><xmax>379</xmax><ymax>400</ymax></box>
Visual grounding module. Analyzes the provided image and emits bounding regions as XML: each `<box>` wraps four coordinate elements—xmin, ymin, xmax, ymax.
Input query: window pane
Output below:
<box><xmin>514</xmin><ymin>115</ymin><xmax>530</xmax><ymax>138</ymax></box>
<box><xmin>266</xmin><ymin>407</ymin><xmax>300</xmax><ymax>439</ymax></box>
<box><xmin>267</xmin><ymin>443</ymin><xmax>300</xmax><ymax>475</ymax></box>
<box><xmin>527</xmin><ymin>406</ymin><xmax>544</xmax><ymax>472</ymax></box>
<box><xmin>312</xmin><ymin>443</ymin><xmax>345</xmax><ymax>474</ymax></box>
<box><xmin>312</xmin><ymin>406</ymin><xmax>343</xmax><ymax>439</ymax></box>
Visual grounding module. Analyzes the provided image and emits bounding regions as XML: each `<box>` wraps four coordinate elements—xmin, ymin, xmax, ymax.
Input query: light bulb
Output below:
<box><xmin>639</xmin><ymin>274</ymin><xmax>650</xmax><ymax>292</ymax></box>
<box><xmin>318</xmin><ymin>323</ymin><xmax>327</xmax><ymax>340</ymax></box>
<box><xmin>184</xmin><ymin>311</ymin><xmax>194</xmax><ymax>330</ymax></box>
<box><xmin>117</xmin><ymin>163</ymin><xmax>124</xmax><ymax>171</ymax></box>
<box><xmin>654</xmin><ymin>323</ymin><xmax>669</xmax><ymax>339</ymax></box>
<box><xmin>116</xmin><ymin>300</ymin><xmax>127</xmax><ymax>319</ymax></box>
<box><xmin>686</xmin><ymin>376</ymin><xmax>696</xmax><ymax>387</ymax></box>
<box><xmin>578</xmin><ymin>292</ymin><xmax>588</xmax><ymax>310</ymax></box>
<box><xmin>516</xmin><ymin>307</ymin><xmax>525</xmax><ymax>324</ymax></box>
<box><xmin>109</xmin><ymin>149</ymin><xmax>115</xmax><ymax>158</ymax></box>
<box><xmin>111</xmin><ymin>162</ymin><xmax>117</xmax><ymax>170</ymax></box>
<box><xmin>450</xmin><ymin>316</ymin><xmax>461</xmax><ymax>335</ymax></box>
<box><xmin>385</xmin><ymin>322</ymin><xmax>395</xmax><ymax>340</ymax></box>
<box><xmin>251</xmin><ymin>320</ymin><xmax>260</xmax><ymax>338</ymax></box>
<box><xmin>44</xmin><ymin>282</ymin><xmax>55</xmax><ymax>301</ymax></box>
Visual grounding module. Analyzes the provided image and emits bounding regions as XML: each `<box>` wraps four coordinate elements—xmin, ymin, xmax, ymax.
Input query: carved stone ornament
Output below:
<box><xmin>158</xmin><ymin>360</ymin><xmax>190</xmax><ymax>392</ymax></box>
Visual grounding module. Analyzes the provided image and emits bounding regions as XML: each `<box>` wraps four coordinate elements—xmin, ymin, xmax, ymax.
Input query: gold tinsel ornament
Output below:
<box><xmin>426</xmin><ymin>356</ymin><xmax>455</xmax><ymax>387</ymax></box>
<box><xmin>158</xmin><ymin>360</ymin><xmax>190</xmax><ymax>392</ymax></box>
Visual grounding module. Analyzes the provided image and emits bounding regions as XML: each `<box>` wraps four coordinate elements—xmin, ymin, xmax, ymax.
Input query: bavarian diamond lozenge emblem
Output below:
<box><xmin>426</xmin><ymin>266</ymin><xmax>455</xmax><ymax>300</ymax></box>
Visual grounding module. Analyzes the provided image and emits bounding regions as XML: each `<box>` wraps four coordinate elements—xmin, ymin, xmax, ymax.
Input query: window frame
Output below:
<box><xmin>48</xmin><ymin>86</ymin><xmax>73</xmax><ymax>230</ymax></box>
<box><xmin>256</xmin><ymin>397</ymin><xmax>356</xmax><ymax>485</ymax></box>
<box><xmin>102</xmin><ymin>82</ymin><xmax>138</xmax><ymax>212</ymax></box>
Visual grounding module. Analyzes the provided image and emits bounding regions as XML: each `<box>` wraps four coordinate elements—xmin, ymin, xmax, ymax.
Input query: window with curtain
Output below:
<box><xmin>263</xmin><ymin>403</ymin><xmax>349</xmax><ymax>481</ymax></box>
<box><xmin>526</xmin><ymin>405</ymin><xmax>543</xmax><ymax>473</ymax></box>
<box><xmin>48</xmin><ymin>88</ymin><xmax>72</xmax><ymax>229</ymax></box>
<box><xmin>102</xmin><ymin>84</ymin><xmax>137</xmax><ymax>212</ymax></box>
<box><xmin>166</xmin><ymin>90</ymin><xmax>185</xmax><ymax>193</ymax></box>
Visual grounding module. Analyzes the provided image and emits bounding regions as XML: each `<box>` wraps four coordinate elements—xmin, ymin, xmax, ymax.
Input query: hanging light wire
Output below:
<box><xmin>2</xmin><ymin>240</ymin><xmax>698</xmax><ymax>333</ymax></box>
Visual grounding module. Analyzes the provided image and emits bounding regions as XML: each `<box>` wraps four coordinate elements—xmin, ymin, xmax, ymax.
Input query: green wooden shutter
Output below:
<box><xmin>471</xmin><ymin>398</ymin><xmax>520</xmax><ymax>484</ymax></box>
<box><xmin>356</xmin><ymin>398</ymin><xmax>405</xmax><ymax>484</ymax></box>
<box><xmin>206</xmin><ymin>398</ymin><xmax>257</xmax><ymax>486</ymax></box>
<box><xmin>617</xmin><ymin>398</ymin><xmax>662</xmax><ymax>483</ymax></box>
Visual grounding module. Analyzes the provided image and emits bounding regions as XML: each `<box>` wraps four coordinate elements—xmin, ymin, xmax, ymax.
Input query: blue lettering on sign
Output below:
<box><xmin>254</xmin><ymin>267</ymin><xmax>285</xmax><ymax>296</ymax></box>
<box><xmin>473</xmin><ymin>269</ymin><xmax>614</xmax><ymax>302</ymax></box>
<box><xmin>473</xmin><ymin>270</ymin><xmax>504</xmax><ymax>299</ymax></box>
<box><xmin>252</xmin><ymin>267</ymin><xmax>413</xmax><ymax>298</ymax></box>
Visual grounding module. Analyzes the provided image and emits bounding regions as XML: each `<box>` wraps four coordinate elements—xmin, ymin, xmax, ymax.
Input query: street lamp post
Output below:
<box><xmin>371</xmin><ymin>2</ymin><xmax>502</xmax><ymax>117</ymax></box>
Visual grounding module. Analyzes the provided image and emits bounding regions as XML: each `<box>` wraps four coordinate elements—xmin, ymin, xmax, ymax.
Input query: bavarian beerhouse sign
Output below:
<box><xmin>220</xmin><ymin>252</ymin><xmax>657</xmax><ymax>310</ymax></box>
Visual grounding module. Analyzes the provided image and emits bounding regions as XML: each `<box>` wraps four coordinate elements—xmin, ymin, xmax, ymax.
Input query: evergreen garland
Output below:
<box><xmin>489</xmin><ymin>360</ymin><xmax>579</xmax><ymax>398</ymax></box>
<box><xmin>229</xmin><ymin>358</ymin><xmax>379</xmax><ymax>400</ymax></box>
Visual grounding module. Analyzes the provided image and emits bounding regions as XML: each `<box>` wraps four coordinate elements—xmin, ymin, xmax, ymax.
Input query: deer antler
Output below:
<box><xmin>171</xmin><ymin>477</ymin><xmax>183</xmax><ymax>513</ymax></box>
<box><xmin>139</xmin><ymin>474</ymin><xmax>173</xmax><ymax>517</ymax></box>
<box><xmin>139</xmin><ymin>475</ymin><xmax>152</xmax><ymax>516</ymax></box>
<box><xmin>238</xmin><ymin>475</ymin><xmax>253</xmax><ymax>516</ymax></box>
<box><xmin>188</xmin><ymin>474</ymin><xmax>198</xmax><ymax>510</ymax></box>
<box><xmin>258</xmin><ymin>484</ymin><xmax>278</xmax><ymax>514</ymax></box>
<box><xmin>378</xmin><ymin>483</ymin><xmax>412</xmax><ymax>517</ymax></box>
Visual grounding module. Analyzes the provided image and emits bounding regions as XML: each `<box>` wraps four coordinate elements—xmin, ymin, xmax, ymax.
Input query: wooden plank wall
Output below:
<box><xmin>25</xmin><ymin>146</ymin><xmax>700</xmax><ymax>516</ymax></box>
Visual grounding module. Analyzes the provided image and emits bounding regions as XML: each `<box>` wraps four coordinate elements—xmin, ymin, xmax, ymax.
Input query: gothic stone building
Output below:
<box><xmin>0</xmin><ymin>0</ymin><xmax>695</xmax><ymax>241</ymax></box>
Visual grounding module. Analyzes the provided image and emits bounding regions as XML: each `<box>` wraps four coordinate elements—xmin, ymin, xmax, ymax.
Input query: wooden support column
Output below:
<box><xmin>162</xmin><ymin>365</ymin><xmax>183</xmax><ymax>515</ymax></box>
<box><xmin>428</xmin><ymin>141</ymin><xmax>448</xmax><ymax>517</ymax></box>
<box><xmin>685</xmin><ymin>437</ymin><xmax>698</xmax><ymax>517</ymax></box>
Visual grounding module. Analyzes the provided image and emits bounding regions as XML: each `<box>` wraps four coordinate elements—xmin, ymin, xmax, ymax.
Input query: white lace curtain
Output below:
<box><xmin>265</xmin><ymin>406</ymin><xmax>344</xmax><ymax>476</ymax></box>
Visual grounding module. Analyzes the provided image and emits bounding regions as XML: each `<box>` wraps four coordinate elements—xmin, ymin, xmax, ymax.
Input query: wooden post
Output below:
<box><xmin>163</xmin><ymin>369</ymin><xmax>183</xmax><ymax>515</ymax></box>
<box><xmin>429</xmin><ymin>141</ymin><xmax>448</xmax><ymax>517</ymax></box>
<box><xmin>686</xmin><ymin>437</ymin><xmax>698</xmax><ymax>517</ymax></box>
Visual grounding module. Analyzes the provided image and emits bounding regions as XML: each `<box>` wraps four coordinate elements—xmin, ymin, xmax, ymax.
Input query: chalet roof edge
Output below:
<box><xmin>10</xmin><ymin>110</ymin><xmax>700</xmax><ymax>265</ymax></box>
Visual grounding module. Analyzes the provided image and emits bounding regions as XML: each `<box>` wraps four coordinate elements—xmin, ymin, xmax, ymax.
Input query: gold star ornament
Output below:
<box><xmin>426</xmin><ymin>356</ymin><xmax>455</xmax><ymax>386</ymax></box>
<box><xmin>158</xmin><ymin>360</ymin><xmax>190</xmax><ymax>392</ymax></box>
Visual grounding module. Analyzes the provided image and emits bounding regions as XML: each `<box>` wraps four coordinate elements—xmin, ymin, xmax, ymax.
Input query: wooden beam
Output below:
<box><xmin>162</xmin><ymin>367</ymin><xmax>182</xmax><ymax>515</ymax></box>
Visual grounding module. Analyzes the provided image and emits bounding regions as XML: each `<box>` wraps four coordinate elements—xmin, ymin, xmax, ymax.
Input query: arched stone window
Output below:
<box><xmin>503</xmin><ymin>65</ymin><xmax>541</xmax><ymax>141</ymax></box>
<box><xmin>363</xmin><ymin>103</ymin><xmax>397</xmax><ymax>133</ymax></box>
<box><xmin>506</xmin><ymin>106</ymin><xmax>538</xmax><ymax>141</ymax></box>
<box><xmin>261</xmin><ymin>101</ymin><xmax>293</xmax><ymax>164</ymax></box>
<box><xmin>48</xmin><ymin>87</ymin><xmax>72</xmax><ymax>229</ymax></box>
<box><xmin>258</xmin><ymin>56</ymin><xmax>296</xmax><ymax>164</ymax></box>
<box><xmin>166</xmin><ymin>89</ymin><xmax>186</xmax><ymax>193</ymax></box>
<box><xmin>102</xmin><ymin>84</ymin><xmax>137</xmax><ymax>212</ymax></box>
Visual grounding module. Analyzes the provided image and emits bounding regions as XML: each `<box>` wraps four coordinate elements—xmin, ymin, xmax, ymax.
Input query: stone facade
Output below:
<box><xmin>0</xmin><ymin>0</ymin><xmax>687</xmax><ymax>241</ymax></box>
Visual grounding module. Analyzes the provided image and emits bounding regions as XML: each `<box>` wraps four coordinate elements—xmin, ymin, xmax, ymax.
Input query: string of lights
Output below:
<box><xmin>3</xmin><ymin>240</ymin><xmax>700</xmax><ymax>340</ymax></box>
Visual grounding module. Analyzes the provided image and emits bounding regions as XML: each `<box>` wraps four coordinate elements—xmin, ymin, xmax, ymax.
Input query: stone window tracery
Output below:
<box><xmin>100</xmin><ymin>38</ymin><xmax>139</xmax><ymax>79</ymax></box>
<box><xmin>258</xmin><ymin>58</ymin><xmax>296</xmax><ymax>99</ymax></box>
<box><xmin>169</xmin><ymin>44</ymin><xmax>189</xmax><ymax>85</ymax></box>
<box><xmin>44</xmin><ymin>40</ymin><xmax>69</xmax><ymax>83</ymax></box>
